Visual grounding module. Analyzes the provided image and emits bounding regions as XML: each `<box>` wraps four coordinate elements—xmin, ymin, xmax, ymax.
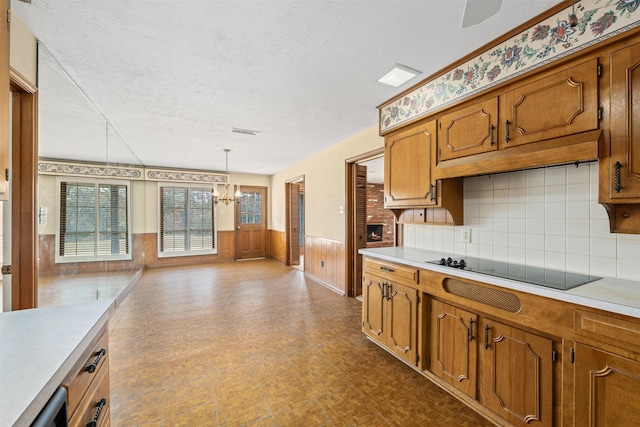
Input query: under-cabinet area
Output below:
<box><xmin>361</xmin><ymin>248</ymin><xmax>640</xmax><ymax>427</ymax></box>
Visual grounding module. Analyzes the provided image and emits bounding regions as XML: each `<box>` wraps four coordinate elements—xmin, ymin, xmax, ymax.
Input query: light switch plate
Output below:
<box><xmin>460</xmin><ymin>228</ymin><xmax>471</xmax><ymax>243</ymax></box>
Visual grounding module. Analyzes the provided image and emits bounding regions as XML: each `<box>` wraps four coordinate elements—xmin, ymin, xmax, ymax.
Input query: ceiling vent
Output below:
<box><xmin>232</xmin><ymin>127</ymin><xmax>260</xmax><ymax>136</ymax></box>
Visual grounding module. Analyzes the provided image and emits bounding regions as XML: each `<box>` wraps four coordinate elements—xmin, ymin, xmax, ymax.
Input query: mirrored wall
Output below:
<box><xmin>37</xmin><ymin>43</ymin><xmax>145</xmax><ymax>307</ymax></box>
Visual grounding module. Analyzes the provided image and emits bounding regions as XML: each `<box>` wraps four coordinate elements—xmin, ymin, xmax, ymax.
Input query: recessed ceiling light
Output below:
<box><xmin>377</xmin><ymin>64</ymin><xmax>421</xmax><ymax>87</ymax></box>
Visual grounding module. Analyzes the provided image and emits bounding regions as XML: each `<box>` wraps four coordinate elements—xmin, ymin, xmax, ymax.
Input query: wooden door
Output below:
<box><xmin>437</xmin><ymin>97</ymin><xmax>498</xmax><ymax>162</ymax></box>
<box><xmin>362</xmin><ymin>273</ymin><xmax>385</xmax><ymax>345</ymax></box>
<box><xmin>481</xmin><ymin>318</ymin><xmax>554</xmax><ymax>427</ymax></box>
<box><xmin>0</xmin><ymin>0</ymin><xmax>8</xmax><ymax>202</ymax></box>
<box><xmin>610</xmin><ymin>41</ymin><xmax>640</xmax><ymax>199</ymax></box>
<box><xmin>574</xmin><ymin>343</ymin><xmax>640</xmax><ymax>426</ymax></box>
<box><xmin>387</xmin><ymin>281</ymin><xmax>419</xmax><ymax>366</ymax></box>
<box><xmin>354</xmin><ymin>164</ymin><xmax>367</xmax><ymax>297</ymax></box>
<box><xmin>288</xmin><ymin>183</ymin><xmax>301</xmax><ymax>265</ymax></box>
<box><xmin>384</xmin><ymin>119</ymin><xmax>437</xmax><ymax>208</ymax></box>
<box><xmin>430</xmin><ymin>300</ymin><xmax>478</xmax><ymax>398</ymax></box>
<box><xmin>500</xmin><ymin>58</ymin><xmax>598</xmax><ymax>149</ymax></box>
<box><xmin>236</xmin><ymin>186</ymin><xmax>267</xmax><ymax>259</ymax></box>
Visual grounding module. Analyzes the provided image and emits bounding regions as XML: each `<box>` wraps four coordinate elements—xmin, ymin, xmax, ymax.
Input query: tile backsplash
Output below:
<box><xmin>403</xmin><ymin>162</ymin><xmax>640</xmax><ymax>281</ymax></box>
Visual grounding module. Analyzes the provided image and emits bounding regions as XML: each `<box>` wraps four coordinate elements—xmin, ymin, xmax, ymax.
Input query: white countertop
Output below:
<box><xmin>360</xmin><ymin>246</ymin><xmax>640</xmax><ymax>319</ymax></box>
<box><xmin>0</xmin><ymin>299</ymin><xmax>113</xmax><ymax>427</ymax></box>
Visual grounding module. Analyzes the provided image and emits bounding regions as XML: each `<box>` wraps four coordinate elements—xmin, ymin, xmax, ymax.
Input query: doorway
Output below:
<box><xmin>285</xmin><ymin>176</ymin><xmax>304</xmax><ymax>269</ymax></box>
<box><xmin>235</xmin><ymin>186</ymin><xmax>268</xmax><ymax>260</ymax></box>
<box><xmin>346</xmin><ymin>148</ymin><xmax>395</xmax><ymax>298</ymax></box>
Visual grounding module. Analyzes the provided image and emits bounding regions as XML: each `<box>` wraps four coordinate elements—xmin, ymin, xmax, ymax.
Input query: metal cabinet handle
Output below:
<box><xmin>381</xmin><ymin>283</ymin><xmax>387</xmax><ymax>300</ymax></box>
<box><xmin>484</xmin><ymin>324</ymin><xmax>491</xmax><ymax>349</ymax></box>
<box><xmin>86</xmin><ymin>398</ymin><xmax>107</xmax><ymax>427</ymax></box>
<box><xmin>489</xmin><ymin>124</ymin><xmax>495</xmax><ymax>146</ymax></box>
<box><xmin>429</xmin><ymin>183</ymin><xmax>436</xmax><ymax>202</ymax></box>
<box><xmin>380</xmin><ymin>266</ymin><xmax>394</xmax><ymax>273</ymax></box>
<box><xmin>85</xmin><ymin>349</ymin><xmax>106</xmax><ymax>374</ymax></box>
<box><xmin>505</xmin><ymin>120</ymin><xmax>511</xmax><ymax>143</ymax></box>
<box><xmin>386</xmin><ymin>284</ymin><xmax>391</xmax><ymax>301</ymax></box>
<box><xmin>468</xmin><ymin>318</ymin><xmax>475</xmax><ymax>342</ymax></box>
<box><xmin>615</xmin><ymin>161</ymin><xmax>622</xmax><ymax>193</ymax></box>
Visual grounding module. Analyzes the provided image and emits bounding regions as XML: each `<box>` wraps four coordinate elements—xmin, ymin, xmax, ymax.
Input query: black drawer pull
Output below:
<box><xmin>85</xmin><ymin>349</ymin><xmax>106</xmax><ymax>374</ymax></box>
<box><xmin>380</xmin><ymin>266</ymin><xmax>394</xmax><ymax>273</ymax></box>
<box><xmin>468</xmin><ymin>318</ymin><xmax>475</xmax><ymax>342</ymax></box>
<box><xmin>484</xmin><ymin>325</ymin><xmax>491</xmax><ymax>349</ymax></box>
<box><xmin>615</xmin><ymin>161</ymin><xmax>622</xmax><ymax>193</ymax></box>
<box><xmin>505</xmin><ymin>120</ymin><xmax>511</xmax><ymax>143</ymax></box>
<box><xmin>489</xmin><ymin>124</ymin><xmax>495</xmax><ymax>146</ymax></box>
<box><xmin>86</xmin><ymin>398</ymin><xmax>107</xmax><ymax>427</ymax></box>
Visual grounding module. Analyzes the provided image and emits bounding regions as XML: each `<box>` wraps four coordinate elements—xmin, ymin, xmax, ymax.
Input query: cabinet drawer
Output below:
<box><xmin>63</xmin><ymin>329</ymin><xmax>109</xmax><ymax>416</ymax></box>
<box><xmin>364</xmin><ymin>259</ymin><xmax>419</xmax><ymax>285</ymax></box>
<box><xmin>68</xmin><ymin>361</ymin><xmax>110</xmax><ymax>427</ymax></box>
<box><xmin>575</xmin><ymin>309</ymin><xmax>640</xmax><ymax>353</ymax></box>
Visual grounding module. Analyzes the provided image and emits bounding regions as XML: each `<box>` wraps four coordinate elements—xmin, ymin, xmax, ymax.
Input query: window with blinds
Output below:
<box><xmin>159</xmin><ymin>185</ymin><xmax>216</xmax><ymax>256</ymax></box>
<box><xmin>56</xmin><ymin>178</ymin><xmax>131</xmax><ymax>263</ymax></box>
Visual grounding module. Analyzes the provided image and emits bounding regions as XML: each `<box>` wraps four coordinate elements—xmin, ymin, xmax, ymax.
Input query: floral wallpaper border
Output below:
<box><xmin>380</xmin><ymin>0</ymin><xmax>640</xmax><ymax>134</ymax></box>
<box><xmin>38</xmin><ymin>161</ymin><xmax>144</xmax><ymax>179</ymax></box>
<box><xmin>38</xmin><ymin>161</ymin><xmax>229</xmax><ymax>184</ymax></box>
<box><xmin>145</xmin><ymin>169</ymin><xmax>228</xmax><ymax>184</ymax></box>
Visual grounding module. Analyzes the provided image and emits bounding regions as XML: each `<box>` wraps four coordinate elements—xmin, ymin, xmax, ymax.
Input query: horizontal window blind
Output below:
<box><xmin>58</xmin><ymin>180</ymin><xmax>130</xmax><ymax>261</ymax></box>
<box><xmin>160</xmin><ymin>186</ymin><xmax>215</xmax><ymax>255</ymax></box>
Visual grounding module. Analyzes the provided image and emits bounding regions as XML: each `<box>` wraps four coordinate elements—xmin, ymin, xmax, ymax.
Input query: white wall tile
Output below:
<box><xmin>590</xmin><ymin>237</ymin><xmax>617</xmax><ymax>258</ymax></box>
<box><xmin>618</xmin><ymin>259</ymin><xmax>640</xmax><ymax>281</ymax></box>
<box><xmin>590</xmin><ymin>256</ymin><xmax>617</xmax><ymax>277</ymax></box>
<box><xmin>545</xmin><ymin>167</ymin><xmax>566</xmax><ymax>186</ymax></box>
<box><xmin>401</xmin><ymin>165</ymin><xmax>640</xmax><ymax>280</ymax></box>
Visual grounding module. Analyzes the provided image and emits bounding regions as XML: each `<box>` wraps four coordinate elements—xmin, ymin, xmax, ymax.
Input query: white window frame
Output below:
<box><xmin>157</xmin><ymin>183</ymin><xmax>218</xmax><ymax>258</ymax></box>
<box><xmin>55</xmin><ymin>177</ymin><xmax>132</xmax><ymax>263</ymax></box>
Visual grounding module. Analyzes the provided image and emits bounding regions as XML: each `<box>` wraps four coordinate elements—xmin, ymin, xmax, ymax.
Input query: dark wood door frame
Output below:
<box><xmin>10</xmin><ymin>70</ymin><xmax>39</xmax><ymax>310</ymax></box>
<box><xmin>285</xmin><ymin>175</ymin><xmax>304</xmax><ymax>267</ymax></box>
<box><xmin>345</xmin><ymin>148</ymin><xmax>384</xmax><ymax>298</ymax></box>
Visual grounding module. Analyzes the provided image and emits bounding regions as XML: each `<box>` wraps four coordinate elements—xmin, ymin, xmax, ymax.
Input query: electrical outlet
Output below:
<box><xmin>460</xmin><ymin>228</ymin><xmax>471</xmax><ymax>243</ymax></box>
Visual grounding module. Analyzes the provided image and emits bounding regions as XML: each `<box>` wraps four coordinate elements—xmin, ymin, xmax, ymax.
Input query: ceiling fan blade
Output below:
<box><xmin>461</xmin><ymin>0</ymin><xmax>503</xmax><ymax>28</ymax></box>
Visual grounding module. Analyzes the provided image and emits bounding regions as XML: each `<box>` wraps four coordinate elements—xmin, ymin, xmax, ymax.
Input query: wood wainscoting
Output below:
<box><xmin>304</xmin><ymin>235</ymin><xmax>345</xmax><ymax>295</ymax></box>
<box><xmin>267</xmin><ymin>229</ymin><xmax>287</xmax><ymax>264</ymax></box>
<box><xmin>37</xmin><ymin>230</ymin><xmax>236</xmax><ymax>274</ymax></box>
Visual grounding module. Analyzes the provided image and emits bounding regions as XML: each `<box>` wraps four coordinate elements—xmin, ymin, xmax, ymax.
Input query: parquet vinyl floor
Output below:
<box><xmin>108</xmin><ymin>259</ymin><xmax>493</xmax><ymax>426</ymax></box>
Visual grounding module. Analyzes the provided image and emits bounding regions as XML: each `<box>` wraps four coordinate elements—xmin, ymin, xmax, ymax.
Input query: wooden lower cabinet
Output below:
<box><xmin>574</xmin><ymin>343</ymin><xmax>640</xmax><ymax>426</ymax></box>
<box><xmin>362</xmin><ymin>272</ymin><xmax>420</xmax><ymax>367</ymax></box>
<box><xmin>429</xmin><ymin>300</ymin><xmax>555</xmax><ymax>426</ymax></box>
<box><xmin>62</xmin><ymin>326</ymin><xmax>110</xmax><ymax>427</ymax></box>
<box><xmin>481</xmin><ymin>318</ymin><xmax>554</xmax><ymax>427</ymax></box>
<box><xmin>430</xmin><ymin>300</ymin><xmax>478</xmax><ymax>398</ymax></box>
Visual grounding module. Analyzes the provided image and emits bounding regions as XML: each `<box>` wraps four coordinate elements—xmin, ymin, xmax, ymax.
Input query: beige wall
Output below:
<box><xmin>9</xmin><ymin>11</ymin><xmax>37</xmax><ymax>84</ymax></box>
<box><xmin>270</xmin><ymin>125</ymin><xmax>383</xmax><ymax>242</ymax></box>
<box><xmin>38</xmin><ymin>171</ymin><xmax>270</xmax><ymax>236</ymax></box>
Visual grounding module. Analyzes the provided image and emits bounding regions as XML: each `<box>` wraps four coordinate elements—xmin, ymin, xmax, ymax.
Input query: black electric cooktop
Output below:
<box><xmin>427</xmin><ymin>256</ymin><xmax>601</xmax><ymax>291</ymax></box>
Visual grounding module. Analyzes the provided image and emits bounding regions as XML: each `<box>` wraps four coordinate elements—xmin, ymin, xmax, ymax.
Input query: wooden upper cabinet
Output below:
<box><xmin>437</xmin><ymin>97</ymin><xmax>498</xmax><ymax>161</ymax></box>
<box><xmin>500</xmin><ymin>58</ymin><xmax>599</xmax><ymax>149</ymax></box>
<box><xmin>384</xmin><ymin>119</ymin><xmax>437</xmax><ymax>208</ymax></box>
<box><xmin>610</xmin><ymin>41</ymin><xmax>640</xmax><ymax>200</ymax></box>
<box><xmin>0</xmin><ymin>0</ymin><xmax>9</xmax><ymax>201</ymax></box>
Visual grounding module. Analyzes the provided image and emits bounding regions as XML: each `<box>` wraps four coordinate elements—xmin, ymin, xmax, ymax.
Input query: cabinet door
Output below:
<box><xmin>430</xmin><ymin>300</ymin><xmax>478</xmax><ymax>398</ymax></box>
<box><xmin>362</xmin><ymin>273</ymin><xmax>386</xmax><ymax>345</ymax></box>
<box><xmin>437</xmin><ymin>97</ymin><xmax>498</xmax><ymax>161</ymax></box>
<box><xmin>386</xmin><ymin>281</ymin><xmax>419</xmax><ymax>366</ymax></box>
<box><xmin>574</xmin><ymin>343</ymin><xmax>640</xmax><ymax>427</ymax></box>
<box><xmin>481</xmin><ymin>319</ymin><xmax>554</xmax><ymax>427</ymax></box>
<box><xmin>500</xmin><ymin>58</ymin><xmax>599</xmax><ymax>149</ymax></box>
<box><xmin>384</xmin><ymin>119</ymin><xmax>436</xmax><ymax>208</ymax></box>
<box><xmin>610</xmin><ymin>42</ymin><xmax>640</xmax><ymax>199</ymax></box>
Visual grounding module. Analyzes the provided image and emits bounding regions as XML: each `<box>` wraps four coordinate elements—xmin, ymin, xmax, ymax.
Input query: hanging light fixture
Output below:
<box><xmin>213</xmin><ymin>149</ymin><xmax>242</xmax><ymax>205</ymax></box>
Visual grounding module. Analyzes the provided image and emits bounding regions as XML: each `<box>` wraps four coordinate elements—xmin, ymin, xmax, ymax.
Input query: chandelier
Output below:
<box><xmin>213</xmin><ymin>149</ymin><xmax>242</xmax><ymax>205</ymax></box>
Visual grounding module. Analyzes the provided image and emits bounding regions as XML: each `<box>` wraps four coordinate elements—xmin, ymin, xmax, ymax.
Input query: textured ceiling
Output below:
<box><xmin>12</xmin><ymin>0</ymin><xmax>560</xmax><ymax>175</ymax></box>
